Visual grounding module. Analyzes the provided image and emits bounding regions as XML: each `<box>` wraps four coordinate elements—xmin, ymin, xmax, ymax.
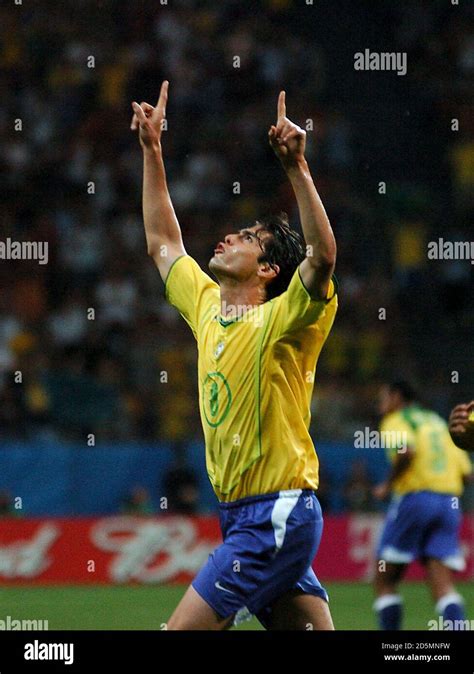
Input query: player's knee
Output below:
<box><xmin>167</xmin><ymin>605</ymin><xmax>233</xmax><ymax>631</ymax></box>
<box><xmin>166</xmin><ymin>613</ymin><xmax>186</xmax><ymax>630</ymax></box>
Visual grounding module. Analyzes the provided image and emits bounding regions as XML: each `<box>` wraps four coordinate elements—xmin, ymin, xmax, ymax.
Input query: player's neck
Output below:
<box><xmin>218</xmin><ymin>281</ymin><xmax>266</xmax><ymax>318</ymax></box>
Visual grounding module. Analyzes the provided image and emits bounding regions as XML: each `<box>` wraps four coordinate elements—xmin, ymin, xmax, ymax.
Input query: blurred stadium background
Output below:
<box><xmin>0</xmin><ymin>0</ymin><xmax>472</xmax><ymax>629</ymax></box>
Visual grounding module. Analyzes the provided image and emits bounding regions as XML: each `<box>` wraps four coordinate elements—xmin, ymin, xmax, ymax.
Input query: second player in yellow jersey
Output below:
<box><xmin>381</xmin><ymin>405</ymin><xmax>471</xmax><ymax>496</ymax></box>
<box><xmin>373</xmin><ymin>381</ymin><xmax>471</xmax><ymax>631</ymax></box>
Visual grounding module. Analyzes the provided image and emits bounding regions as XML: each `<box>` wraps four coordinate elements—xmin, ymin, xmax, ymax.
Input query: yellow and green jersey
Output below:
<box><xmin>381</xmin><ymin>405</ymin><xmax>472</xmax><ymax>496</ymax></box>
<box><xmin>165</xmin><ymin>255</ymin><xmax>337</xmax><ymax>502</ymax></box>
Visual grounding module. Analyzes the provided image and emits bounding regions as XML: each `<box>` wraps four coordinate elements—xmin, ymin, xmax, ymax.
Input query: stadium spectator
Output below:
<box><xmin>163</xmin><ymin>465</ymin><xmax>200</xmax><ymax>516</ymax></box>
<box><xmin>0</xmin><ymin>489</ymin><xmax>22</xmax><ymax>517</ymax></box>
<box><xmin>343</xmin><ymin>460</ymin><xmax>377</xmax><ymax>513</ymax></box>
<box><xmin>120</xmin><ymin>486</ymin><xmax>154</xmax><ymax>516</ymax></box>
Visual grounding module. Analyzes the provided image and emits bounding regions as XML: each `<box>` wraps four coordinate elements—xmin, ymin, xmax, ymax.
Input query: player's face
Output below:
<box><xmin>378</xmin><ymin>386</ymin><xmax>399</xmax><ymax>416</ymax></box>
<box><xmin>209</xmin><ymin>224</ymin><xmax>272</xmax><ymax>281</ymax></box>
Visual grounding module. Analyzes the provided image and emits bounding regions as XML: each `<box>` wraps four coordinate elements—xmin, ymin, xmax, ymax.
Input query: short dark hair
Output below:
<box><xmin>255</xmin><ymin>212</ymin><xmax>305</xmax><ymax>300</ymax></box>
<box><xmin>387</xmin><ymin>380</ymin><xmax>418</xmax><ymax>404</ymax></box>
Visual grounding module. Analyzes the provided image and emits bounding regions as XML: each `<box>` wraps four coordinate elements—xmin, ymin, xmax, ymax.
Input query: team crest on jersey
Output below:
<box><xmin>202</xmin><ymin>372</ymin><xmax>232</xmax><ymax>428</ymax></box>
<box><xmin>214</xmin><ymin>341</ymin><xmax>225</xmax><ymax>359</ymax></box>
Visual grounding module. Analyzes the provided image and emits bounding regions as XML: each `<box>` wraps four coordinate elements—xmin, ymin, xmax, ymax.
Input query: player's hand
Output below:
<box><xmin>449</xmin><ymin>401</ymin><xmax>474</xmax><ymax>451</ymax></box>
<box><xmin>373</xmin><ymin>482</ymin><xmax>390</xmax><ymax>500</ymax></box>
<box><xmin>268</xmin><ymin>91</ymin><xmax>306</xmax><ymax>170</ymax></box>
<box><xmin>130</xmin><ymin>80</ymin><xmax>169</xmax><ymax>150</ymax></box>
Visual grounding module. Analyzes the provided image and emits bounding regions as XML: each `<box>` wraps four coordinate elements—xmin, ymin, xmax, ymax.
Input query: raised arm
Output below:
<box><xmin>131</xmin><ymin>81</ymin><xmax>186</xmax><ymax>282</ymax></box>
<box><xmin>269</xmin><ymin>91</ymin><xmax>336</xmax><ymax>300</ymax></box>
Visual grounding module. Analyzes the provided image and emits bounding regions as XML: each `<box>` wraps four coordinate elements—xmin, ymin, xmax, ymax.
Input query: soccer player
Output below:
<box><xmin>449</xmin><ymin>401</ymin><xmax>474</xmax><ymax>452</ymax></box>
<box><xmin>130</xmin><ymin>82</ymin><xmax>337</xmax><ymax>630</ymax></box>
<box><xmin>373</xmin><ymin>381</ymin><xmax>472</xmax><ymax>630</ymax></box>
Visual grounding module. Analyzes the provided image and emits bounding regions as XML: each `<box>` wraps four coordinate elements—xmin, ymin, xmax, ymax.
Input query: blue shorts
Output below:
<box><xmin>377</xmin><ymin>491</ymin><xmax>465</xmax><ymax>571</ymax></box>
<box><xmin>192</xmin><ymin>489</ymin><xmax>328</xmax><ymax>627</ymax></box>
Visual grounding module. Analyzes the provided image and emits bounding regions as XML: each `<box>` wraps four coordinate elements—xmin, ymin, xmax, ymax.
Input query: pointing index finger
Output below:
<box><xmin>277</xmin><ymin>90</ymin><xmax>286</xmax><ymax>120</ymax></box>
<box><xmin>156</xmin><ymin>80</ymin><xmax>169</xmax><ymax>116</ymax></box>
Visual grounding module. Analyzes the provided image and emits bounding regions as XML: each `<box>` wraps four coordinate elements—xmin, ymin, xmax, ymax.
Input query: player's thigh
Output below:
<box><xmin>423</xmin><ymin>497</ymin><xmax>463</xmax><ymax>573</ymax></box>
<box><xmin>167</xmin><ymin>585</ymin><xmax>234</xmax><ymax>631</ymax></box>
<box><xmin>425</xmin><ymin>558</ymin><xmax>455</xmax><ymax>602</ymax></box>
<box><xmin>267</xmin><ymin>590</ymin><xmax>334</xmax><ymax>631</ymax></box>
<box><xmin>378</xmin><ymin>494</ymin><xmax>427</xmax><ymax>560</ymax></box>
<box><xmin>374</xmin><ymin>562</ymin><xmax>407</xmax><ymax>594</ymax></box>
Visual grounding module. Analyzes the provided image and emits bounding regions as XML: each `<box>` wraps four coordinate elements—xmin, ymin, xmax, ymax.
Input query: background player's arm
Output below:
<box><xmin>131</xmin><ymin>81</ymin><xmax>186</xmax><ymax>282</ymax></box>
<box><xmin>449</xmin><ymin>401</ymin><xmax>474</xmax><ymax>452</ymax></box>
<box><xmin>269</xmin><ymin>92</ymin><xmax>336</xmax><ymax>301</ymax></box>
<box><xmin>373</xmin><ymin>449</ymin><xmax>413</xmax><ymax>500</ymax></box>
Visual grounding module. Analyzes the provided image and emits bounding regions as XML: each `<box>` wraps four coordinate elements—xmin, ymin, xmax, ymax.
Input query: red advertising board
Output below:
<box><xmin>315</xmin><ymin>514</ymin><xmax>474</xmax><ymax>581</ymax></box>
<box><xmin>0</xmin><ymin>515</ymin><xmax>472</xmax><ymax>584</ymax></box>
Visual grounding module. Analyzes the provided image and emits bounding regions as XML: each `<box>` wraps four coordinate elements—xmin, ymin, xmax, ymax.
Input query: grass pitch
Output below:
<box><xmin>1</xmin><ymin>582</ymin><xmax>472</xmax><ymax>630</ymax></box>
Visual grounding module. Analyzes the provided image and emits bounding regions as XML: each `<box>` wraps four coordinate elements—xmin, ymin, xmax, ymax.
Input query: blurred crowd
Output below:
<box><xmin>0</xmin><ymin>0</ymin><xmax>473</xmax><ymax>457</ymax></box>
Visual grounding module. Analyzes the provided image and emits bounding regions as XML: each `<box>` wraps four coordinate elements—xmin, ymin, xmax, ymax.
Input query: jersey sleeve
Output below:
<box><xmin>269</xmin><ymin>267</ymin><xmax>338</xmax><ymax>340</ymax></box>
<box><xmin>164</xmin><ymin>255</ymin><xmax>219</xmax><ymax>338</ymax></box>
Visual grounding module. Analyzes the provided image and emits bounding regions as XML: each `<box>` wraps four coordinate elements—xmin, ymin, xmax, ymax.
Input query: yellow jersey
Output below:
<box><xmin>380</xmin><ymin>406</ymin><xmax>472</xmax><ymax>496</ymax></box>
<box><xmin>165</xmin><ymin>255</ymin><xmax>337</xmax><ymax>501</ymax></box>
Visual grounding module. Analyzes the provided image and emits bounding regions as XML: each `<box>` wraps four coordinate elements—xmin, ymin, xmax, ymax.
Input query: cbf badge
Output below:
<box><xmin>214</xmin><ymin>341</ymin><xmax>225</xmax><ymax>359</ymax></box>
<box><xmin>202</xmin><ymin>372</ymin><xmax>232</xmax><ymax>428</ymax></box>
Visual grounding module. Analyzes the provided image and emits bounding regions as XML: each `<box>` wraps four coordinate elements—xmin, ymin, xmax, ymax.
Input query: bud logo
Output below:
<box><xmin>91</xmin><ymin>517</ymin><xmax>215</xmax><ymax>583</ymax></box>
<box><xmin>0</xmin><ymin>523</ymin><xmax>59</xmax><ymax>578</ymax></box>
